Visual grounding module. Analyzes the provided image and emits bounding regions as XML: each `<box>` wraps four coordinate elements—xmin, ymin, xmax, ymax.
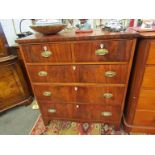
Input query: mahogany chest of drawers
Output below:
<box><xmin>124</xmin><ymin>32</ymin><xmax>155</xmax><ymax>134</ymax></box>
<box><xmin>16</xmin><ymin>30</ymin><xmax>138</xmax><ymax>128</ymax></box>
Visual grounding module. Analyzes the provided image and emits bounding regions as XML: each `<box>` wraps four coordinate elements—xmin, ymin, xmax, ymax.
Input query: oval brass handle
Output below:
<box><xmin>43</xmin><ymin>91</ymin><xmax>52</xmax><ymax>97</ymax></box>
<box><xmin>38</xmin><ymin>71</ymin><xmax>48</xmax><ymax>77</ymax></box>
<box><xmin>41</xmin><ymin>51</ymin><xmax>52</xmax><ymax>58</ymax></box>
<box><xmin>101</xmin><ymin>111</ymin><xmax>112</xmax><ymax>117</ymax></box>
<box><xmin>105</xmin><ymin>71</ymin><xmax>116</xmax><ymax>78</ymax></box>
<box><xmin>48</xmin><ymin>109</ymin><xmax>56</xmax><ymax>113</ymax></box>
<box><xmin>95</xmin><ymin>49</ymin><xmax>109</xmax><ymax>56</ymax></box>
<box><xmin>103</xmin><ymin>93</ymin><xmax>113</xmax><ymax>99</ymax></box>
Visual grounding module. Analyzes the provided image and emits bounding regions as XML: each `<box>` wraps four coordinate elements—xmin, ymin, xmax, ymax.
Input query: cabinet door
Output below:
<box><xmin>22</xmin><ymin>43</ymin><xmax>72</xmax><ymax>63</ymax></box>
<box><xmin>73</xmin><ymin>40</ymin><xmax>133</xmax><ymax>62</ymax></box>
<box><xmin>0</xmin><ymin>61</ymin><xmax>29</xmax><ymax>111</ymax></box>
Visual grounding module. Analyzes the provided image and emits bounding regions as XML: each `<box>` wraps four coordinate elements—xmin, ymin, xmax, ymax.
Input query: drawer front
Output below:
<box><xmin>137</xmin><ymin>88</ymin><xmax>155</xmax><ymax>110</ymax></box>
<box><xmin>142</xmin><ymin>67</ymin><xmax>155</xmax><ymax>88</ymax></box>
<box><xmin>73</xmin><ymin>40</ymin><xmax>133</xmax><ymax>62</ymax></box>
<box><xmin>33</xmin><ymin>85</ymin><xmax>125</xmax><ymax>106</ymax></box>
<box><xmin>76</xmin><ymin>86</ymin><xmax>125</xmax><ymax>106</ymax></box>
<box><xmin>39</xmin><ymin>102</ymin><xmax>77</xmax><ymax>119</ymax></box>
<box><xmin>39</xmin><ymin>102</ymin><xmax>121</xmax><ymax>122</ymax></box>
<box><xmin>33</xmin><ymin>85</ymin><xmax>76</xmax><ymax>103</ymax></box>
<box><xmin>134</xmin><ymin>111</ymin><xmax>155</xmax><ymax>127</ymax></box>
<box><xmin>27</xmin><ymin>65</ymin><xmax>76</xmax><ymax>83</ymax></box>
<box><xmin>27</xmin><ymin>64</ymin><xmax>127</xmax><ymax>84</ymax></box>
<box><xmin>76</xmin><ymin>104</ymin><xmax>121</xmax><ymax>122</ymax></box>
<box><xmin>78</xmin><ymin>64</ymin><xmax>127</xmax><ymax>84</ymax></box>
<box><xmin>146</xmin><ymin>41</ymin><xmax>155</xmax><ymax>64</ymax></box>
<box><xmin>21</xmin><ymin>43</ymin><xmax>72</xmax><ymax>63</ymax></box>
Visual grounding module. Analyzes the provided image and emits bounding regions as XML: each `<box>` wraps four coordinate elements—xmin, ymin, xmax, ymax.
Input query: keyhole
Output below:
<box><xmin>43</xmin><ymin>46</ymin><xmax>47</xmax><ymax>51</ymax></box>
<box><xmin>76</xmin><ymin>105</ymin><xmax>79</xmax><ymax>108</ymax></box>
<box><xmin>74</xmin><ymin>87</ymin><xmax>78</xmax><ymax>91</ymax></box>
<box><xmin>72</xmin><ymin>66</ymin><xmax>76</xmax><ymax>71</ymax></box>
<box><xmin>100</xmin><ymin>43</ymin><xmax>104</xmax><ymax>49</ymax></box>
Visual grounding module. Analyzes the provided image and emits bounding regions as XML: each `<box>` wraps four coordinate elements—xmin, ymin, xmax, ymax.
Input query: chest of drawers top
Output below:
<box><xmin>16</xmin><ymin>29</ymin><xmax>138</xmax><ymax>44</ymax></box>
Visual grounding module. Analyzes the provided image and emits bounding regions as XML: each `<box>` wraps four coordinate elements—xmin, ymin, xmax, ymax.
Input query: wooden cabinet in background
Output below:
<box><xmin>0</xmin><ymin>56</ymin><xmax>33</xmax><ymax>112</ymax></box>
<box><xmin>123</xmin><ymin>32</ymin><xmax>155</xmax><ymax>134</ymax></box>
<box><xmin>0</xmin><ymin>22</ymin><xmax>33</xmax><ymax>112</ymax></box>
<box><xmin>0</xmin><ymin>23</ymin><xmax>10</xmax><ymax>57</ymax></box>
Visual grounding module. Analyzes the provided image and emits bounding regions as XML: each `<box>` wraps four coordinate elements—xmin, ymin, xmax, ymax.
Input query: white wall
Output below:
<box><xmin>0</xmin><ymin>19</ymin><xmax>137</xmax><ymax>46</ymax></box>
<box><xmin>0</xmin><ymin>19</ymin><xmax>33</xmax><ymax>46</ymax></box>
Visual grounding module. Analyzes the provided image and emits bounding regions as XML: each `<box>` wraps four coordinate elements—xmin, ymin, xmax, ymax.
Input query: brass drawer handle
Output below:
<box><xmin>96</xmin><ymin>49</ymin><xmax>109</xmax><ymax>56</ymax></box>
<box><xmin>41</xmin><ymin>46</ymin><xmax>52</xmax><ymax>58</ymax></box>
<box><xmin>48</xmin><ymin>109</ymin><xmax>56</xmax><ymax>113</ymax></box>
<box><xmin>38</xmin><ymin>71</ymin><xmax>48</xmax><ymax>76</ymax></box>
<box><xmin>41</xmin><ymin>51</ymin><xmax>52</xmax><ymax>58</ymax></box>
<box><xmin>96</xmin><ymin>43</ymin><xmax>109</xmax><ymax>56</ymax></box>
<box><xmin>105</xmin><ymin>71</ymin><xmax>116</xmax><ymax>77</ymax></box>
<box><xmin>103</xmin><ymin>93</ymin><xmax>113</xmax><ymax>99</ymax></box>
<box><xmin>101</xmin><ymin>111</ymin><xmax>112</xmax><ymax>117</ymax></box>
<box><xmin>43</xmin><ymin>91</ymin><xmax>52</xmax><ymax>97</ymax></box>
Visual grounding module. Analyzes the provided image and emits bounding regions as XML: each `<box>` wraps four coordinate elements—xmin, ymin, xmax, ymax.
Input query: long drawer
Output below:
<box><xmin>27</xmin><ymin>64</ymin><xmax>128</xmax><ymax>84</ymax></box>
<box><xmin>142</xmin><ymin>66</ymin><xmax>155</xmax><ymax>88</ymax></box>
<box><xmin>137</xmin><ymin>88</ymin><xmax>155</xmax><ymax>110</ymax></box>
<box><xmin>146</xmin><ymin>41</ymin><xmax>155</xmax><ymax>65</ymax></box>
<box><xmin>133</xmin><ymin>110</ymin><xmax>155</xmax><ymax>127</ymax></box>
<box><xmin>33</xmin><ymin>85</ymin><xmax>125</xmax><ymax>106</ymax></box>
<box><xmin>39</xmin><ymin>101</ymin><xmax>121</xmax><ymax>123</ymax></box>
<box><xmin>21</xmin><ymin>40</ymin><xmax>133</xmax><ymax>63</ymax></box>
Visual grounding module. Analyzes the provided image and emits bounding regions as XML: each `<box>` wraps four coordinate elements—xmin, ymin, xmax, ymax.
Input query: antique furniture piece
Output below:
<box><xmin>124</xmin><ymin>32</ymin><xmax>155</xmax><ymax>134</ymax></box>
<box><xmin>0</xmin><ymin>22</ymin><xmax>33</xmax><ymax>112</ymax></box>
<box><xmin>16</xmin><ymin>29</ymin><xmax>138</xmax><ymax>127</ymax></box>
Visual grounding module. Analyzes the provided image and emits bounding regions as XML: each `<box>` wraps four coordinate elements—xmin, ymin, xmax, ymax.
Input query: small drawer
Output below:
<box><xmin>146</xmin><ymin>41</ymin><xmax>155</xmax><ymax>65</ymax></box>
<box><xmin>134</xmin><ymin>111</ymin><xmax>155</xmax><ymax>127</ymax></box>
<box><xmin>27</xmin><ymin>64</ymin><xmax>127</xmax><ymax>84</ymax></box>
<box><xmin>33</xmin><ymin>85</ymin><xmax>125</xmax><ymax>106</ymax></box>
<box><xmin>137</xmin><ymin>88</ymin><xmax>155</xmax><ymax>110</ymax></box>
<box><xmin>73</xmin><ymin>40</ymin><xmax>133</xmax><ymax>62</ymax></box>
<box><xmin>21</xmin><ymin>43</ymin><xmax>72</xmax><ymax>63</ymax></box>
<box><xmin>142</xmin><ymin>67</ymin><xmax>155</xmax><ymax>88</ymax></box>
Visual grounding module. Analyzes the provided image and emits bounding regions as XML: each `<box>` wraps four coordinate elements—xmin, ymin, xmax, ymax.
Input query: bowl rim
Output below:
<box><xmin>30</xmin><ymin>24</ymin><xmax>67</xmax><ymax>27</ymax></box>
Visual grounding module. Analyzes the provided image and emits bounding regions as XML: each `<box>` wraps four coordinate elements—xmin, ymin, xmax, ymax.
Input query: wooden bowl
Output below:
<box><xmin>30</xmin><ymin>24</ymin><xmax>66</xmax><ymax>35</ymax></box>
